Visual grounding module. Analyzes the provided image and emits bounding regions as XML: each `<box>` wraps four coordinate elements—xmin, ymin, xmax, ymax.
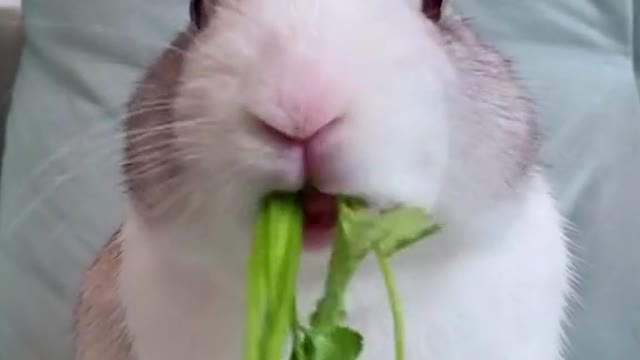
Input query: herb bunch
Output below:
<box><xmin>244</xmin><ymin>194</ymin><xmax>440</xmax><ymax>360</ymax></box>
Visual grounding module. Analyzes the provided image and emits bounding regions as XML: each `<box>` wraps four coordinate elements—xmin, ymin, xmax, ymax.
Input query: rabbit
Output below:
<box><xmin>74</xmin><ymin>0</ymin><xmax>574</xmax><ymax>359</ymax></box>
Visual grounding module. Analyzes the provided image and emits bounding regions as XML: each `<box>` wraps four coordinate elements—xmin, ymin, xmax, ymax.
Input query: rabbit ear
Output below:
<box><xmin>422</xmin><ymin>0</ymin><xmax>443</xmax><ymax>22</ymax></box>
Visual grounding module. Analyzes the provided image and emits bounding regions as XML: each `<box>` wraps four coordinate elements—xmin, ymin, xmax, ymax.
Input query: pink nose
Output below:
<box><xmin>254</xmin><ymin>55</ymin><xmax>346</xmax><ymax>142</ymax></box>
<box><xmin>260</xmin><ymin>114</ymin><xmax>340</xmax><ymax>143</ymax></box>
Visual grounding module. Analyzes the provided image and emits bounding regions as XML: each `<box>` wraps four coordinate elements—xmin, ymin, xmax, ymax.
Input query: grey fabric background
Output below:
<box><xmin>0</xmin><ymin>0</ymin><xmax>638</xmax><ymax>359</ymax></box>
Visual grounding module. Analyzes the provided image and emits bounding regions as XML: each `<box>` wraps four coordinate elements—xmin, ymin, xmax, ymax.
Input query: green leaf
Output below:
<box><xmin>246</xmin><ymin>193</ymin><xmax>442</xmax><ymax>360</ymax></box>
<box><xmin>336</xmin><ymin>200</ymin><xmax>375</xmax><ymax>259</ymax></box>
<box><xmin>309</xmin><ymin>198</ymin><xmax>373</xmax><ymax>328</ymax></box>
<box><xmin>292</xmin><ymin>326</ymin><xmax>363</xmax><ymax>360</ymax></box>
<box><xmin>369</xmin><ymin>207</ymin><xmax>441</xmax><ymax>257</ymax></box>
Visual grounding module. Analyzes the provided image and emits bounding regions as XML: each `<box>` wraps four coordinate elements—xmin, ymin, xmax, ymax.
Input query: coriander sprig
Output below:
<box><xmin>245</xmin><ymin>194</ymin><xmax>441</xmax><ymax>360</ymax></box>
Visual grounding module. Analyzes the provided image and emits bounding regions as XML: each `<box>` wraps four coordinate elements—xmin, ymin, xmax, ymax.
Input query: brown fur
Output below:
<box><xmin>439</xmin><ymin>14</ymin><xmax>540</xmax><ymax>190</ymax></box>
<box><xmin>123</xmin><ymin>29</ymin><xmax>196</xmax><ymax>219</ymax></box>
<box><xmin>73</xmin><ymin>231</ymin><xmax>135</xmax><ymax>360</ymax></box>
<box><xmin>73</xmin><ymin>29</ymin><xmax>196</xmax><ymax>360</ymax></box>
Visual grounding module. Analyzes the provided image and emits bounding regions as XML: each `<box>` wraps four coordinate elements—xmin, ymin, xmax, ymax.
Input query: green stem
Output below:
<box><xmin>291</xmin><ymin>301</ymin><xmax>305</xmax><ymax>360</ymax></box>
<box><xmin>264</xmin><ymin>196</ymin><xmax>303</xmax><ymax>360</ymax></box>
<box><xmin>310</xmin><ymin>206</ymin><xmax>364</xmax><ymax>328</ymax></box>
<box><xmin>374</xmin><ymin>247</ymin><xmax>404</xmax><ymax>360</ymax></box>
<box><xmin>244</xmin><ymin>208</ymin><xmax>269</xmax><ymax>360</ymax></box>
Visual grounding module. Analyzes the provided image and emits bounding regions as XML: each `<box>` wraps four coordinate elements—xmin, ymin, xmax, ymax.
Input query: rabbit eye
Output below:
<box><xmin>190</xmin><ymin>0</ymin><xmax>207</xmax><ymax>29</ymax></box>
<box><xmin>422</xmin><ymin>0</ymin><xmax>443</xmax><ymax>21</ymax></box>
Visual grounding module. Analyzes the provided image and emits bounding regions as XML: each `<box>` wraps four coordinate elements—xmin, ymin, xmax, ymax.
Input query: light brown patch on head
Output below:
<box><xmin>437</xmin><ymin>14</ymin><xmax>541</xmax><ymax>191</ymax></box>
<box><xmin>122</xmin><ymin>30</ymin><xmax>198</xmax><ymax>221</ymax></box>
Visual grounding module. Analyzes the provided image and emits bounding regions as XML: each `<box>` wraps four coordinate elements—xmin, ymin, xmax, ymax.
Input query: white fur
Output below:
<box><xmin>119</xmin><ymin>0</ymin><xmax>572</xmax><ymax>359</ymax></box>
<box><xmin>120</xmin><ymin>175</ymin><xmax>570</xmax><ymax>360</ymax></box>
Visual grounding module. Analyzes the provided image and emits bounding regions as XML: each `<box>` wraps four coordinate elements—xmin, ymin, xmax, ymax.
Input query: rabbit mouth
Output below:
<box><xmin>301</xmin><ymin>187</ymin><xmax>337</xmax><ymax>251</ymax></box>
